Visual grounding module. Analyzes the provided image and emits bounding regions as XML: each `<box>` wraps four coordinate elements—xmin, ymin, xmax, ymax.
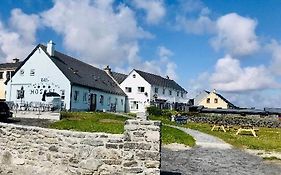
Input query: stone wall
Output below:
<box><xmin>0</xmin><ymin>118</ymin><xmax>161</xmax><ymax>175</ymax></box>
<box><xmin>188</xmin><ymin>113</ymin><xmax>281</xmax><ymax>128</ymax></box>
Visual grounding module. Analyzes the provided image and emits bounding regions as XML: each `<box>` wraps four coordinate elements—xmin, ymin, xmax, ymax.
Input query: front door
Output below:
<box><xmin>89</xmin><ymin>94</ymin><xmax>97</xmax><ymax>111</ymax></box>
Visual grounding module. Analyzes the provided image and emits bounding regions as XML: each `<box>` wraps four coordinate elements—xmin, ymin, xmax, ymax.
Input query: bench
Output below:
<box><xmin>211</xmin><ymin>125</ymin><xmax>228</xmax><ymax>132</ymax></box>
<box><xmin>235</xmin><ymin>125</ymin><xmax>259</xmax><ymax>137</ymax></box>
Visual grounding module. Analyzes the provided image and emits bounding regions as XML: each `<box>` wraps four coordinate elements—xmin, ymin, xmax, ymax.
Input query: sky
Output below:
<box><xmin>1</xmin><ymin>0</ymin><xmax>281</xmax><ymax>108</ymax></box>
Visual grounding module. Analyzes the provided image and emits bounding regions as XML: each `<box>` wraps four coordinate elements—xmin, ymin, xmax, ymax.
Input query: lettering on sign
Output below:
<box><xmin>41</xmin><ymin>78</ymin><xmax>49</xmax><ymax>82</ymax></box>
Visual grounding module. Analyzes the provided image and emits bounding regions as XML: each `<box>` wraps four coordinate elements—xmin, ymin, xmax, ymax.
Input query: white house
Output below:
<box><xmin>0</xmin><ymin>59</ymin><xmax>21</xmax><ymax>101</ymax></box>
<box><xmin>6</xmin><ymin>41</ymin><xmax>126</xmax><ymax>112</ymax></box>
<box><xmin>120</xmin><ymin>69</ymin><xmax>188</xmax><ymax>113</ymax></box>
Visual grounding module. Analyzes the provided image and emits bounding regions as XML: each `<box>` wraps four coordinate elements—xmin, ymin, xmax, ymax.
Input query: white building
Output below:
<box><xmin>6</xmin><ymin>41</ymin><xmax>126</xmax><ymax>112</ymax></box>
<box><xmin>0</xmin><ymin>59</ymin><xmax>21</xmax><ymax>101</ymax></box>
<box><xmin>120</xmin><ymin>69</ymin><xmax>188</xmax><ymax>113</ymax></box>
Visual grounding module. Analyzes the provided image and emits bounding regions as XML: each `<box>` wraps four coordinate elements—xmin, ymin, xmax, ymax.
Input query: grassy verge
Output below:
<box><xmin>50</xmin><ymin>112</ymin><xmax>196</xmax><ymax>147</ymax></box>
<box><xmin>186</xmin><ymin>122</ymin><xmax>281</xmax><ymax>152</ymax></box>
<box><xmin>50</xmin><ymin>112</ymin><xmax>127</xmax><ymax>134</ymax></box>
<box><xmin>162</xmin><ymin>125</ymin><xmax>195</xmax><ymax>147</ymax></box>
<box><xmin>149</xmin><ymin>115</ymin><xmax>281</xmax><ymax>152</ymax></box>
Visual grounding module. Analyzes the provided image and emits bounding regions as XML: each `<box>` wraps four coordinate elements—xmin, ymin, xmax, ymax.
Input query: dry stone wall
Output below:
<box><xmin>0</xmin><ymin>118</ymin><xmax>161</xmax><ymax>175</ymax></box>
<box><xmin>189</xmin><ymin>113</ymin><xmax>281</xmax><ymax>128</ymax></box>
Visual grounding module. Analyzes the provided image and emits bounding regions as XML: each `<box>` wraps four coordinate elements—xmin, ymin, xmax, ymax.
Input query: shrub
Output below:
<box><xmin>147</xmin><ymin>106</ymin><xmax>162</xmax><ymax>116</ymax></box>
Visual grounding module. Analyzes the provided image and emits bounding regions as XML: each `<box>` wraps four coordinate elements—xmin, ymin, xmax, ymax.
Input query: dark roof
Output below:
<box><xmin>38</xmin><ymin>45</ymin><xmax>126</xmax><ymax>96</ymax></box>
<box><xmin>0</xmin><ymin>62</ymin><xmax>22</xmax><ymax>70</ymax></box>
<box><xmin>111</xmin><ymin>72</ymin><xmax>127</xmax><ymax>84</ymax></box>
<box><xmin>134</xmin><ymin>69</ymin><xmax>187</xmax><ymax>92</ymax></box>
<box><xmin>205</xmin><ymin>90</ymin><xmax>237</xmax><ymax>108</ymax></box>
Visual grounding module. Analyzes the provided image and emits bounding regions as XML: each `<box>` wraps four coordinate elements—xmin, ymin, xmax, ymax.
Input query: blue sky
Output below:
<box><xmin>1</xmin><ymin>0</ymin><xmax>281</xmax><ymax>108</ymax></box>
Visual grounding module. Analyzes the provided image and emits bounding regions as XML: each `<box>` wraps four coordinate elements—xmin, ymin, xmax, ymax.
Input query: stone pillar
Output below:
<box><xmin>123</xmin><ymin>119</ymin><xmax>161</xmax><ymax>175</ymax></box>
<box><xmin>136</xmin><ymin>112</ymin><xmax>148</xmax><ymax>120</ymax></box>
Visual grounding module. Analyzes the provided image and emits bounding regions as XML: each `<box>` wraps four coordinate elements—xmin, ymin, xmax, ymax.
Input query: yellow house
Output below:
<box><xmin>194</xmin><ymin>89</ymin><xmax>236</xmax><ymax>109</ymax></box>
<box><xmin>0</xmin><ymin>59</ymin><xmax>21</xmax><ymax>101</ymax></box>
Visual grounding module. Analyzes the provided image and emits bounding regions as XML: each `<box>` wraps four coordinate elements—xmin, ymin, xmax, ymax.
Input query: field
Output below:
<box><xmin>50</xmin><ymin>112</ymin><xmax>195</xmax><ymax>147</ymax></box>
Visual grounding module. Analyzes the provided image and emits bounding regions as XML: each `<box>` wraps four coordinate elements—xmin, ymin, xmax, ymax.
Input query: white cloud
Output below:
<box><xmin>266</xmin><ymin>40</ymin><xmax>281</xmax><ymax>75</ymax></box>
<box><xmin>211</xmin><ymin>13</ymin><xmax>259</xmax><ymax>56</ymax></box>
<box><xmin>0</xmin><ymin>9</ymin><xmax>39</xmax><ymax>62</ymax></box>
<box><xmin>158</xmin><ymin>46</ymin><xmax>173</xmax><ymax>59</ymax></box>
<box><xmin>132</xmin><ymin>0</ymin><xmax>165</xmax><ymax>24</ymax></box>
<box><xmin>209</xmin><ymin>55</ymin><xmax>279</xmax><ymax>92</ymax></box>
<box><xmin>41</xmin><ymin>0</ymin><xmax>152</xmax><ymax>66</ymax></box>
<box><xmin>176</xmin><ymin>14</ymin><xmax>215</xmax><ymax>35</ymax></box>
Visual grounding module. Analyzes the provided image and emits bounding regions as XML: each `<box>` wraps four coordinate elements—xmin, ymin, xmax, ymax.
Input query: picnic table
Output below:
<box><xmin>235</xmin><ymin>125</ymin><xmax>259</xmax><ymax>137</ymax></box>
<box><xmin>211</xmin><ymin>124</ymin><xmax>227</xmax><ymax>132</ymax></box>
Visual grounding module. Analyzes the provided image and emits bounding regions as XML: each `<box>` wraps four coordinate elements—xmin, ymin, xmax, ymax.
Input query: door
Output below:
<box><xmin>89</xmin><ymin>94</ymin><xmax>97</xmax><ymax>111</ymax></box>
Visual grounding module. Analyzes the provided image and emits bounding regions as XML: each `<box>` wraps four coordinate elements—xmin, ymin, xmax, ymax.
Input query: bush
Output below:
<box><xmin>147</xmin><ymin>106</ymin><xmax>163</xmax><ymax>116</ymax></box>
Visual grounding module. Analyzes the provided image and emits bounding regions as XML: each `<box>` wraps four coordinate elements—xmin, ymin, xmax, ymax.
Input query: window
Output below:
<box><xmin>169</xmin><ymin>90</ymin><xmax>172</xmax><ymax>95</ymax></box>
<box><xmin>100</xmin><ymin>95</ymin><xmax>104</xmax><ymax>104</ymax></box>
<box><xmin>155</xmin><ymin>87</ymin><xmax>158</xmax><ymax>93</ymax></box>
<box><xmin>177</xmin><ymin>91</ymin><xmax>179</xmax><ymax>97</ymax></box>
<box><xmin>138</xmin><ymin>87</ymin><xmax>145</xmax><ymax>92</ymax></box>
<box><xmin>6</xmin><ymin>71</ymin><xmax>11</xmax><ymax>80</ymax></box>
<box><xmin>61</xmin><ymin>90</ymin><xmax>65</xmax><ymax>100</ymax></box>
<box><xmin>115</xmin><ymin>98</ymin><xmax>118</xmax><ymax>105</ymax></box>
<box><xmin>132</xmin><ymin>74</ymin><xmax>136</xmax><ymax>78</ymax></box>
<box><xmin>125</xmin><ymin>87</ymin><xmax>132</xmax><ymax>93</ymax></box>
<box><xmin>20</xmin><ymin>69</ymin><xmax>24</xmax><ymax>76</ymax></box>
<box><xmin>74</xmin><ymin>91</ymin><xmax>79</xmax><ymax>102</ymax></box>
<box><xmin>0</xmin><ymin>72</ymin><xmax>3</xmax><ymax>79</ymax></box>
<box><xmin>121</xmin><ymin>99</ymin><xmax>124</xmax><ymax>106</ymax></box>
<box><xmin>214</xmin><ymin>98</ymin><xmax>218</xmax><ymax>103</ymax></box>
<box><xmin>181</xmin><ymin>92</ymin><xmax>184</xmax><ymax>98</ymax></box>
<box><xmin>83</xmin><ymin>92</ymin><xmax>87</xmax><ymax>102</ymax></box>
<box><xmin>130</xmin><ymin>101</ymin><xmax>138</xmax><ymax>110</ymax></box>
<box><xmin>206</xmin><ymin>98</ymin><xmax>210</xmax><ymax>103</ymax></box>
<box><xmin>30</xmin><ymin>69</ymin><xmax>35</xmax><ymax>76</ymax></box>
<box><xmin>162</xmin><ymin>89</ymin><xmax>165</xmax><ymax>95</ymax></box>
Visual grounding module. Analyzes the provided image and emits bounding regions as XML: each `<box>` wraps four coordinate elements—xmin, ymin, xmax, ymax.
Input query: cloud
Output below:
<box><xmin>209</xmin><ymin>55</ymin><xmax>279</xmax><ymax>92</ymax></box>
<box><xmin>211</xmin><ymin>13</ymin><xmax>259</xmax><ymax>56</ymax></box>
<box><xmin>132</xmin><ymin>0</ymin><xmax>165</xmax><ymax>24</ymax></box>
<box><xmin>266</xmin><ymin>40</ymin><xmax>281</xmax><ymax>76</ymax></box>
<box><xmin>0</xmin><ymin>8</ymin><xmax>39</xmax><ymax>62</ymax></box>
<box><xmin>41</xmin><ymin>0</ymin><xmax>152</xmax><ymax>66</ymax></box>
<box><xmin>158</xmin><ymin>46</ymin><xmax>173</xmax><ymax>59</ymax></box>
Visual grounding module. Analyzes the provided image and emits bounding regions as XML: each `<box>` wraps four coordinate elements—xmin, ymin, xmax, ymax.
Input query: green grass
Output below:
<box><xmin>161</xmin><ymin>125</ymin><xmax>195</xmax><ymax>147</ymax></box>
<box><xmin>186</xmin><ymin>122</ymin><xmax>281</xmax><ymax>152</ymax></box>
<box><xmin>50</xmin><ymin>112</ymin><xmax>127</xmax><ymax>134</ymax></box>
<box><xmin>149</xmin><ymin>115</ymin><xmax>281</xmax><ymax>152</ymax></box>
<box><xmin>50</xmin><ymin>112</ymin><xmax>196</xmax><ymax>147</ymax></box>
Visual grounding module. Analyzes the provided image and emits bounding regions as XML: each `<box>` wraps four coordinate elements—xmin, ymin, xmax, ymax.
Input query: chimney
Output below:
<box><xmin>12</xmin><ymin>58</ymin><xmax>19</xmax><ymax>63</ymax></box>
<box><xmin>47</xmin><ymin>40</ymin><xmax>55</xmax><ymax>56</ymax></box>
<box><xmin>104</xmin><ymin>65</ymin><xmax>112</xmax><ymax>75</ymax></box>
<box><xmin>166</xmin><ymin>75</ymin><xmax>170</xmax><ymax>79</ymax></box>
<box><xmin>213</xmin><ymin>89</ymin><xmax>217</xmax><ymax>93</ymax></box>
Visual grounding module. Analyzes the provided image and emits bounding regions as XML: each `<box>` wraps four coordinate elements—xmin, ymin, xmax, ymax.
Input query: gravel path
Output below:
<box><xmin>161</xmin><ymin>125</ymin><xmax>281</xmax><ymax>175</ymax></box>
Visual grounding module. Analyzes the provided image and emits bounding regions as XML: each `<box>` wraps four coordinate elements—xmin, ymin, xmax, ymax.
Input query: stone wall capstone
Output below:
<box><xmin>0</xmin><ymin>118</ymin><xmax>161</xmax><ymax>175</ymax></box>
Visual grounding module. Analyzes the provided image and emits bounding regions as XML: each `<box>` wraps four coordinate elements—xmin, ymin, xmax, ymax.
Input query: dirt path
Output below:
<box><xmin>161</xmin><ymin>125</ymin><xmax>281</xmax><ymax>175</ymax></box>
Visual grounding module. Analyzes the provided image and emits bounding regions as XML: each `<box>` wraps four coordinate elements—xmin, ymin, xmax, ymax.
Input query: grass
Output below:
<box><xmin>49</xmin><ymin>112</ymin><xmax>127</xmax><ymax>134</ymax></box>
<box><xmin>149</xmin><ymin>115</ymin><xmax>281</xmax><ymax>152</ymax></box>
<box><xmin>186</xmin><ymin>122</ymin><xmax>281</xmax><ymax>152</ymax></box>
<box><xmin>50</xmin><ymin>112</ymin><xmax>196</xmax><ymax>147</ymax></box>
<box><xmin>161</xmin><ymin>125</ymin><xmax>195</xmax><ymax>147</ymax></box>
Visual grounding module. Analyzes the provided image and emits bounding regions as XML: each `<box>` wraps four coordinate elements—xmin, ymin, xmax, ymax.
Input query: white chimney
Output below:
<box><xmin>47</xmin><ymin>40</ymin><xmax>55</xmax><ymax>56</ymax></box>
